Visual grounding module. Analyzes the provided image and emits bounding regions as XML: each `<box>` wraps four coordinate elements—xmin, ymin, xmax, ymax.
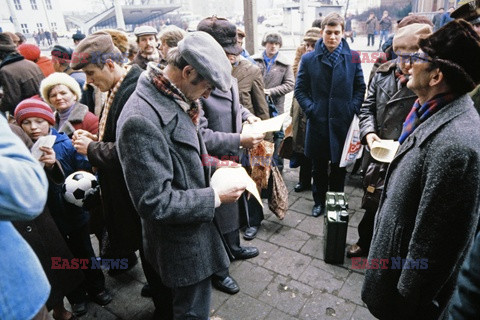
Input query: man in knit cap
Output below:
<box><xmin>362</xmin><ymin>20</ymin><xmax>480</xmax><ymax>318</ymax></box>
<box><xmin>348</xmin><ymin>23</ymin><xmax>433</xmax><ymax>259</ymax></box>
<box><xmin>116</xmin><ymin>31</ymin><xmax>247</xmax><ymax>319</ymax></box>
<box><xmin>0</xmin><ymin>32</ymin><xmax>44</xmax><ymax>118</ymax></box>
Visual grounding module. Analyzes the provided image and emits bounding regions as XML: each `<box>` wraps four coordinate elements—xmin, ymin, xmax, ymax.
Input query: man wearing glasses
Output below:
<box><xmin>362</xmin><ymin>20</ymin><xmax>480</xmax><ymax>318</ymax></box>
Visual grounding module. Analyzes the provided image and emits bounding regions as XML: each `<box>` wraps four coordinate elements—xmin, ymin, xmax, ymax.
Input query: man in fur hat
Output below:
<box><xmin>362</xmin><ymin>20</ymin><xmax>480</xmax><ymax>318</ymax></box>
<box><xmin>0</xmin><ymin>32</ymin><xmax>44</xmax><ymax>118</ymax></box>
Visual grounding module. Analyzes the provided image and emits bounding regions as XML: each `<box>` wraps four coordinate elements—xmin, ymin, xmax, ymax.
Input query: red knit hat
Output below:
<box><xmin>18</xmin><ymin>43</ymin><xmax>41</xmax><ymax>61</ymax></box>
<box><xmin>14</xmin><ymin>96</ymin><xmax>55</xmax><ymax>126</ymax></box>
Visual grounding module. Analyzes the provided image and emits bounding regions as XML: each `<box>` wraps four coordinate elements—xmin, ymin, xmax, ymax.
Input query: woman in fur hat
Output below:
<box><xmin>40</xmin><ymin>72</ymin><xmax>98</xmax><ymax>138</ymax></box>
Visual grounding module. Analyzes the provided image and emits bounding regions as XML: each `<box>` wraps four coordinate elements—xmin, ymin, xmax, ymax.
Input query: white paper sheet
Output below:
<box><xmin>31</xmin><ymin>135</ymin><xmax>56</xmax><ymax>167</ymax></box>
<box><xmin>370</xmin><ymin>140</ymin><xmax>400</xmax><ymax>163</ymax></box>
<box><xmin>242</xmin><ymin>112</ymin><xmax>289</xmax><ymax>134</ymax></box>
<box><xmin>210</xmin><ymin>167</ymin><xmax>263</xmax><ymax>207</ymax></box>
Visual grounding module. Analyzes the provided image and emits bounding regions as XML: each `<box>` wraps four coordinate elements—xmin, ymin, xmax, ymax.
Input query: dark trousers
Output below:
<box><xmin>273</xmin><ymin>130</ymin><xmax>284</xmax><ymax>173</ymax></box>
<box><xmin>298</xmin><ymin>156</ymin><xmax>312</xmax><ymax>186</ymax></box>
<box><xmin>214</xmin><ymin>229</ymin><xmax>241</xmax><ymax>279</ymax></box>
<box><xmin>247</xmin><ymin>197</ymin><xmax>264</xmax><ymax>227</ymax></box>
<box><xmin>65</xmin><ymin>224</ymin><xmax>105</xmax><ymax>303</ymax></box>
<box><xmin>357</xmin><ymin>208</ymin><xmax>376</xmax><ymax>251</ymax></box>
<box><xmin>312</xmin><ymin>159</ymin><xmax>347</xmax><ymax>205</ymax></box>
<box><xmin>367</xmin><ymin>34</ymin><xmax>375</xmax><ymax>46</ymax></box>
<box><xmin>172</xmin><ymin>276</ymin><xmax>212</xmax><ymax>320</ymax></box>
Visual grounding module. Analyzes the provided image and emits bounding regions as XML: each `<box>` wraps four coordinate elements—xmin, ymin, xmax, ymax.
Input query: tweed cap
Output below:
<box><xmin>451</xmin><ymin>0</ymin><xmax>480</xmax><ymax>25</ymax></box>
<box><xmin>134</xmin><ymin>25</ymin><xmax>157</xmax><ymax>37</ymax></box>
<box><xmin>177</xmin><ymin>31</ymin><xmax>232</xmax><ymax>92</ymax></box>
<box><xmin>70</xmin><ymin>31</ymin><xmax>126</xmax><ymax>70</ymax></box>
<box><xmin>14</xmin><ymin>96</ymin><xmax>55</xmax><ymax>126</ymax></box>
<box><xmin>197</xmin><ymin>17</ymin><xmax>243</xmax><ymax>55</ymax></box>
<box><xmin>393</xmin><ymin>23</ymin><xmax>432</xmax><ymax>53</ymax></box>
<box><xmin>40</xmin><ymin>72</ymin><xmax>82</xmax><ymax>105</ymax></box>
<box><xmin>0</xmin><ymin>32</ymin><xmax>16</xmax><ymax>53</ymax></box>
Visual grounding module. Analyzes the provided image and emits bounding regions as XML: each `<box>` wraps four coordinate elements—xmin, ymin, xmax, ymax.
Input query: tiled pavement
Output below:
<box><xmin>66</xmin><ymin>163</ymin><xmax>376</xmax><ymax>320</ymax></box>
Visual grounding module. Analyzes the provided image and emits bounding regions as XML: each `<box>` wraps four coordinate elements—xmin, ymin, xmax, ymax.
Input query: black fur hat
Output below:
<box><xmin>419</xmin><ymin>19</ymin><xmax>480</xmax><ymax>95</ymax></box>
<box><xmin>197</xmin><ymin>16</ymin><xmax>242</xmax><ymax>55</ymax></box>
<box><xmin>261</xmin><ymin>32</ymin><xmax>282</xmax><ymax>47</ymax></box>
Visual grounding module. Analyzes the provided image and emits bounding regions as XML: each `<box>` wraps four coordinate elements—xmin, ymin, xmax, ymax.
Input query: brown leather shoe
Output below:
<box><xmin>346</xmin><ymin>243</ymin><xmax>367</xmax><ymax>258</ymax></box>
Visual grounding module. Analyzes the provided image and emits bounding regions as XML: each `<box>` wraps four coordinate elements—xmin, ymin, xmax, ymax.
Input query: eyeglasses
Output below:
<box><xmin>397</xmin><ymin>52</ymin><xmax>433</xmax><ymax>65</ymax></box>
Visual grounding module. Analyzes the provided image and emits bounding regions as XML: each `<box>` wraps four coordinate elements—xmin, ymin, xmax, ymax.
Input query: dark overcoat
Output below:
<box><xmin>86</xmin><ymin>65</ymin><xmax>143</xmax><ymax>257</ymax></box>
<box><xmin>295</xmin><ymin>38</ymin><xmax>366</xmax><ymax>163</ymax></box>
<box><xmin>361</xmin><ymin>95</ymin><xmax>480</xmax><ymax>319</ymax></box>
<box><xmin>199</xmin><ymin>77</ymin><xmax>252</xmax><ymax>234</ymax></box>
<box><xmin>116</xmin><ymin>72</ymin><xmax>229</xmax><ymax>288</ymax></box>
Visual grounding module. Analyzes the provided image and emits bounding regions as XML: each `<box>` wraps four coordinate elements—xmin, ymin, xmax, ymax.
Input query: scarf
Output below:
<box><xmin>321</xmin><ymin>40</ymin><xmax>343</xmax><ymax>66</ymax></box>
<box><xmin>263</xmin><ymin>51</ymin><xmax>278</xmax><ymax>73</ymax></box>
<box><xmin>147</xmin><ymin>64</ymin><xmax>201</xmax><ymax>125</ymax></box>
<box><xmin>398</xmin><ymin>92</ymin><xmax>457</xmax><ymax>144</ymax></box>
<box><xmin>394</xmin><ymin>67</ymin><xmax>409</xmax><ymax>90</ymax></box>
<box><xmin>98</xmin><ymin>65</ymin><xmax>131</xmax><ymax>141</ymax></box>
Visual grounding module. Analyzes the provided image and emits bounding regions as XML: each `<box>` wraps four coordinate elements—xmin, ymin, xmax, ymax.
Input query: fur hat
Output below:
<box><xmin>419</xmin><ymin>19</ymin><xmax>480</xmax><ymax>94</ymax></box>
<box><xmin>393</xmin><ymin>23</ymin><xmax>432</xmax><ymax>53</ymax></box>
<box><xmin>14</xmin><ymin>96</ymin><xmax>55</xmax><ymax>126</ymax></box>
<box><xmin>102</xmin><ymin>29</ymin><xmax>129</xmax><ymax>54</ymax></box>
<box><xmin>177</xmin><ymin>31</ymin><xmax>232</xmax><ymax>92</ymax></box>
<box><xmin>40</xmin><ymin>72</ymin><xmax>82</xmax><ymax>106</ymax></box>
<box><xmin>197</xmin><ymin>16</ymin><xmax>243</xmax><ymax>55</ymax></box>
<box><xmin>262</xmin><ymin>32</ymin><xmax>282</xmax><ymax>47</ymax></box>
<box><xmin>0</xmin><ymin>32</ymin><xmax>16</xmax><ymax>53</ymax></box>
<box><xmin>303</xmin><ymin>27</ymin><xmax>322</xmax><ymax>43</ymax></box>
<box><xmin>18</xmin><ymin>43</ymin><xmax>41</xmax><ymax>62</ymax></box>
<box><xmin>451</xmin><ymin>0</ymin><xmax>480</xmax><ymax>25</ymax></box>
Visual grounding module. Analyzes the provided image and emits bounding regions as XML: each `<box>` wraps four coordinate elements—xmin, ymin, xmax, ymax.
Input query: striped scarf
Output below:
<box><xmin>321</xmin><ymin>40</ymin><xmax>343</xmax><ymax>66</ymax></box>
<box><xmin>398</xmin><ymin>93</ymin><xmax>457</xmax><ymax>144</ymax></box>
<box><xmin>98</xmin><ymin>65</ymin><xmax>131</xmax><ymax>141</ymax></box>
<box><xmin>147</xmin><ymin>64</ymin><xmax>201</xmax><ymax>125</ymax></box>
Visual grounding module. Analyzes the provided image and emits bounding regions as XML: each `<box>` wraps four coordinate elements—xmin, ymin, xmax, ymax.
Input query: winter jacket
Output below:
<box><xmin>55</xmin><ymin>102</ymin><xmax>98</xmax><ymax>137</ymax></box>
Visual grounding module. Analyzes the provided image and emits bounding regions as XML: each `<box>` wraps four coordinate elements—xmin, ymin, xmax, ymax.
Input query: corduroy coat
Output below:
<box><xmin>295</xmin><ymin>38</ymin><xmax>366</xmax><ymax>163</ymax></box>
<box><xmin>116</xmin><ymin>72</ymin><xmax>229</xmax><ymax>288</ymax></box>
<box><xmin>86</xmin><ymin>65</ymin><xmax>143</xmax><ymax>257</ymax></box>
<box><xmin>361</xmin><ymin>95</ymin><xmax>480</xmax><ymax>319</ymax></box>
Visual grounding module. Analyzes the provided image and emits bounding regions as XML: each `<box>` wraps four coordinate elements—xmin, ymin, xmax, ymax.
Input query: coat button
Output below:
<box><xmin>26</xmin><ymin>226</ymin><xmax>32</xmax><ymax>232</ymax></box>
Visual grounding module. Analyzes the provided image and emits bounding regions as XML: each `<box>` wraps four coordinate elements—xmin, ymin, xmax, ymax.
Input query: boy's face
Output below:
<box><xmin>21</xmin><ymin>117</ymin><xmax>50</xmax><ymax>141</ymax></box>
<box><xmin>322</xmin><ymin>24</ymin><xmax>344</xmax><ymax>52</ymax></box>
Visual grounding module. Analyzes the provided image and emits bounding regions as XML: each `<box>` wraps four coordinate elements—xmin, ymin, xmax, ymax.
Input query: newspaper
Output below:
<box><xmin>31</xmin><ymin>135</ymin><xmax>56</xmax><ymax>167</ymax></box>
<box><xmin>210</xmin><ymin>166</ymin><xmax>263</xmax><ymax>207</ymax></box>
<box><xmin>370</xmin><ymin>140</ymin><xmax>400</xmax><ymax>163</ymax></box>
<box><xmin>242</xmin><ymin>112</ymin><xmax>289</xmax><ymax>134</ymax></box>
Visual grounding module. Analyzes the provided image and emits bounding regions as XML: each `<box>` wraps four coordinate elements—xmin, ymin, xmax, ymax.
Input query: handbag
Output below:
<box><xmin>268</xmin><ymin>166</ymin><xmax>288</xmax><ymax>220</ymax></box>
<box><xmin>361</xmin><ymin>162</ymin><xmax>388</xmax><ymax>212</ymax></box>
<box><xmin>278</xmin><ymin>123</ymin><xmax>293</xmax><ymax>159</ymax></box>
<box><xmin>339</xmin><ymin>115</ymin><xmax>363</xmax><ymax>167</ymax></box>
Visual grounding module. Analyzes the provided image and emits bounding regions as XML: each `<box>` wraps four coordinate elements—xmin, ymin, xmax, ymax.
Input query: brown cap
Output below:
<box><xmin>197</xmin><ymin>16</ymin><xmax>243</xmax><ymax>55</ymax></box>
<box><xmin>393</xmin><ymin>23</ymin><xmax>432</xmax><ymax>53</ymax></box>
<box><xmin>70</xmin><ymin>31</ymin><xmax>126</xmax><ymax>70</ymax></box>
<box><xmin>303</xmin><ymin>27</ymin><xmax>322</xmax><ymax>43</ymax></box>
<box><xmin>451</xmin><ymin>0</ymin><xmax>480</xmax><ymax>25</ymax></box>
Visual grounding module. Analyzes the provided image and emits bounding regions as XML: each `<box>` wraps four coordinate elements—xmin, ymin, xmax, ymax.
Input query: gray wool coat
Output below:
<box><xmin>116</xmin><ymin>72</ymin><xmax>229</xmax><ymax>288</ymax></box>
<box><xmin>199</xmin><ymin>78</ymin><xmax>252</xmax><ymax>234</ymax></box>
<box><xmin>361</xmin><ymin>94</ymin><xmax>480</xmax><ymax>319</ymax></box>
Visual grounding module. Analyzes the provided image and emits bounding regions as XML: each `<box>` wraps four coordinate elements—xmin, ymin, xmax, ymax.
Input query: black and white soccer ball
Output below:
<box><xmin>62</xmin><ymin>171</ymin><xmax>98</xmax><ymax>207</ymax></box>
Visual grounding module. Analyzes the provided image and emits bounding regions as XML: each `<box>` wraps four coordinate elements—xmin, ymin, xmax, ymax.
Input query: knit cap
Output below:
<box><xmin>15</xmin><ymin>96</ymin><xmax>55</xmax><ymax>126</ymax></box>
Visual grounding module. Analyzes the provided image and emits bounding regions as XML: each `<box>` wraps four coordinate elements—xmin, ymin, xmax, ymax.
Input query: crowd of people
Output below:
<box><xmin>1</xmin><ymin>1</ymin><xmax>480</xmax><ymax>319</ymax></box>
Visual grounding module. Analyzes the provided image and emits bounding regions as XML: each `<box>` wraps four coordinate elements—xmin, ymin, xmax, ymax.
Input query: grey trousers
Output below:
<box><xmin>172</xmin><ymin>276</ymin><xmax>212</xmax><ymax>320</ymax></box>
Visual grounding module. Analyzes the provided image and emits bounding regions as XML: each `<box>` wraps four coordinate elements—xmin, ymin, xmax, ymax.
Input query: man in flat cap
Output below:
<box><xmin>132</xmin><ymin>25</ymin><xmax>162</xmax><ymax>70</ymax></box>
<box><xmin>362</xmin><ymin>20</ymin><xmax>480</xmax><ymax>318</ymax></box>
<box><xmin>116</xmin><ymin>31</ymin><xmax>247</xmax><ymax>318</ymax></box>
<box><xmin>70</xmin><ymin>31</ymin><xmax>166</xmax><ymax>315</ymax></box>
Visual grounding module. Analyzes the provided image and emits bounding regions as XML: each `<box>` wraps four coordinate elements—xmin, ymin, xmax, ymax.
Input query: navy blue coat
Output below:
<box><xmin>295</xmin><ymin>38</ymin><xmax>366</xmax><ymax>163</ymax></box>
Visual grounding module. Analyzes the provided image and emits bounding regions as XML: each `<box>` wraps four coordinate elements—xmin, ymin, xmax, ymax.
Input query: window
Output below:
<box><xmin>36</xmin><ymin>22</ymin><xmax>43</xmax><ymax>30</ymax></box>
<box><xmin>21</xmin><ymin>23</ymin><xmax>29</xmax><ymax>33</ymax></box>
<box><xmin>30</xmin><ymin>0</ymin><xmax>38</xmax><ymax>10</ymax></box>
<box><xmin>14</xmin><ymin>0</ymin><xmax>22</xmax><ymax>10</ymax></box>
<box><xmin>45</xmin><ymin>0</ymin><xmax>52</xmax><ymax>9</ymax></box>
<box><xmin>51</xmin><ymin>22</ymin><xmax>57</xmax><ymax>28</ymax></box>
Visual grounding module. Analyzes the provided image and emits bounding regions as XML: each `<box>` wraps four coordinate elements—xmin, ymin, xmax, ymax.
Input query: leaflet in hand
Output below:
<box><xmin>242</xmin><ymin>112</ymin><xmax>289</xmax><ymax>134</ymax></box>
<box><xmin>370</xmin><ymin>139</ymin><xmax>400</xmax><ymax>163</ymax></box>
<box><xmin>210</xmin><ymin>167</ymin><xmax>263</xmax><ymax>207</ymax></box>
<box><xmin>31</xmin><ymin>135</ymin><xmax>56</xmax><ymax>166</ymax></box>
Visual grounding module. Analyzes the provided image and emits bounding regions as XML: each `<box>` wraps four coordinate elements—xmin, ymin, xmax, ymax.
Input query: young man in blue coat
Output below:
<box><xmin>295</xmin><ymin>12</ymin><xmax>366</xmax><ymax>217</ymax></box>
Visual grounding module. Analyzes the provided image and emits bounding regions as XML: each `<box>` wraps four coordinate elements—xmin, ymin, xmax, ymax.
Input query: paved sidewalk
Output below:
<box><xmin>69</xmin><ymin>163</ymin><xmax>375</xmax><ymax>320</ymax></box>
